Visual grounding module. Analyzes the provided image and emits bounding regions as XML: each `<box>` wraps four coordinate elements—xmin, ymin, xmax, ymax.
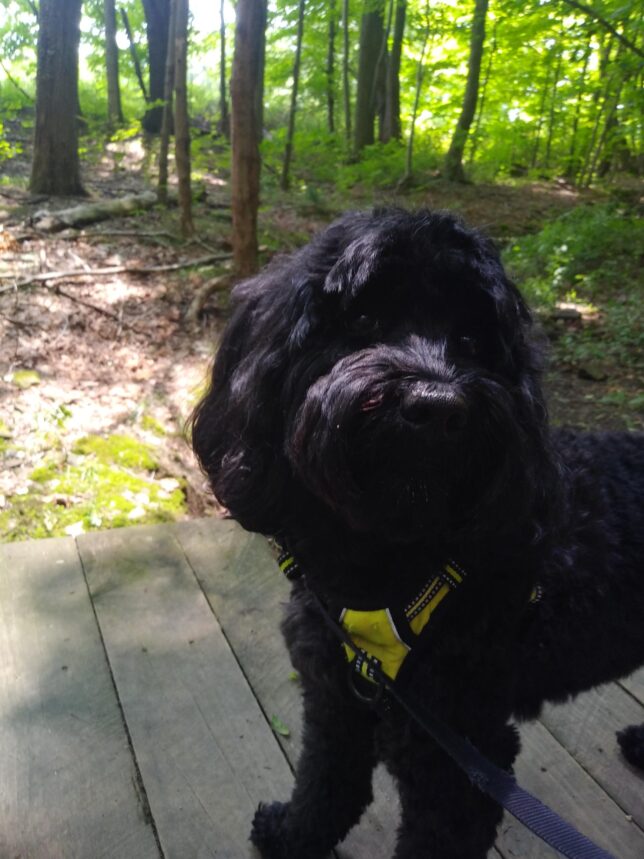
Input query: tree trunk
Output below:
<box><xmin>467</xmin><ymin>18</ymin><xmax>496</xmax><ymax>166</ymax></box>
<box><xmin>281</xmin><ymin>0</ymin><xmax>306</xmax><ymax>191</ymax></box>
<box><xmin>120</xmin><ymin>7</ymin><xmax>148</xmax><ymax>101</ymax></box>
<box><xmin>158</xmin><ymin>0</ymin><xmax>178</xmax><ymax>203</ymax></box>
<box><xmin>444</xmin><ymin>0</ymin><xmax>488</xmax><ymax>182</ymax></box>
<box><xmin>354</xmin><ymin>0</ymin><xmax>385</xmax><ymax>152</ymax></box>
<box><xmin>173</xmin><ymin>0</ymin><xmax>193</xmax><ymax>237</ymax></box>
<box><xmin>342</xmin><ymin>0</ymin><xmax>352</xmax><ymax>144</ymax></box>
<box><xmin>544</xmin><ymin>40</ymin><xmax>564</xmax><ymax>169</ymax></box>
<box><xmin>218</xmin><ymin>0</ymin><xmax>230</xmax><ymax>138</ymax></box>
<box><xmin>104</xmin><ymin>0</ymin><xmax>123</xmax><ymax>127</ymax></box>
<box><xmin>231</xmin><ymin>0</ymin><xmax>267</xmax><ymax>276</ymax></box>
<box><xmin>327</xmin><ymin>0</ymin><xmax>336</xmax><ymax>133</ymax></box>
<box><xmin>381</xmin><ymin>0</ymin><xmax>406</xmax><ymax>142</ymax></box>
<box><xmin>565</xmin><ymin>41</ymin><xmax>592</xmax><ymax>181</ymax></box>
<box><xmin>142</xmin><ymin>0</ymin><xmax>171</xmax><ymax>134</ymax></box>
<box><xmin>30</xmin><ymin>0</ymin><xmax>85</xmax><ymax>196</ymax></box>
<box><xmin>402</xmin><ymin>2</ymin><xmax>431</xmax><ymax>183</ymax></box>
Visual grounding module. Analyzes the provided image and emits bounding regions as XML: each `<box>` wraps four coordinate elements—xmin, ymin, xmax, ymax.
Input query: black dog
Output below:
<box><xmin>192</xmin><ymin>209</ymin><xmax>644</xmax><ymax>859</ymax></box>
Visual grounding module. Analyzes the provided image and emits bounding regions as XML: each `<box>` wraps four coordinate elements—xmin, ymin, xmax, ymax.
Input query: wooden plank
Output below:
<box><xmin>621</xmin><ymin>667</ymin><xmax>644</xmax><ymax>707</ymax></box>
<box><xmin>540</xmin><ymin>683</ymin><xmax>644</xmax><ymax>829</ymax></box>
<box><xmin>0</xmin><ymin>537</ymin><xmax>160</xmax><ymax>859</ymax></box>
<box><xmin>175</xmin><ymin>518</ymin><xmax>505</xmax><ymax>859</ymax></box>
<box><xmin>77</xmin><ymin>523</ymin><xmax>293</xmax><ymax>859</ymax></box>
<box><xmin>497</xmin><ymin>719</ymin><xmax>644</xmax><ymax>859</ymax></box>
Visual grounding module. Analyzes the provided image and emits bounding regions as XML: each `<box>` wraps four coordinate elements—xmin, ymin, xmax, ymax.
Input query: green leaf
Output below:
<box><xmin>270</xmin><ymin>714</ymin><xmax>291</xmax><ymax>737</ymax></box>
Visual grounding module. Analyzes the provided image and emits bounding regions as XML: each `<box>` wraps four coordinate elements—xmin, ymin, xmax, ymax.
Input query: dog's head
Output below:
<box><xmin>193</xmin><ymin>209</ymin><xmax>553</xmax><ymax>546</ymax></box>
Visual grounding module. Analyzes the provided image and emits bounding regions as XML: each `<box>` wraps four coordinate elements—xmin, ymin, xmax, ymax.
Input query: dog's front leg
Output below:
<box><xmin>251</xmin><ymin>588</ymin><xmax>378</xmax><ymax>858</ymax></box>
<box><xmin>386</xmin><ymin>720</ymin><xmax>519</xmax><ymax>859</ymax></box>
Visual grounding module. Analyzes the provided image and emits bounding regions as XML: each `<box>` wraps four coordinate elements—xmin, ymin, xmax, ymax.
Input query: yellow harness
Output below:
<box><xmin>279</xmin><ymin>551</ymin><xmax>466</xmax><ymax>685</ymax></box>
<box><xmin>339</xmin><ymin>562</ymin><xmax>465</xmax><ymax>683</ymax></box>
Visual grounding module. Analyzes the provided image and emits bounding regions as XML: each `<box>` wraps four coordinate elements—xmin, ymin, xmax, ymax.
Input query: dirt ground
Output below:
<box><xmin>0</xmin><ymin>139</ymin><xmax>641</xmax><ymax>541</ymax></box>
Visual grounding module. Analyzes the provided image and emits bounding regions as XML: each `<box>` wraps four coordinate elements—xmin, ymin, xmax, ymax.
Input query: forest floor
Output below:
<box><xmin>0</xmin><ymin>135</ymin><xmax>642</xmax><ymax>541</ymax></box>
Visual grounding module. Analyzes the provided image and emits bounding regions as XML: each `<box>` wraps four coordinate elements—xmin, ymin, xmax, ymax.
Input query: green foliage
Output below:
<box><xmin>505</xmin><ymin>205</ymin><xmax>643</xmax><ymax>302</ymax></box>
<box><xmin>504</xmin><ymin>205</ymin><xmax>643</xmax><ymax>368</ymax></box>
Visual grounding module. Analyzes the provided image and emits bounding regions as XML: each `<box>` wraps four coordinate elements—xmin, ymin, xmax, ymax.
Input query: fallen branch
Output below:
<box><xmin>185</xmin><ymin>273</ymin><xmax>232</xmax><ymax>323</ymax></box>
<box><xmin>0</xmin><ymin>253</ymin><xmax>232</xmax><ymax>294</ymax></box>
<box><xmin>30</xmin><ymin>191</ymin><xmax>158</xmax><ymax>232</ymax></box>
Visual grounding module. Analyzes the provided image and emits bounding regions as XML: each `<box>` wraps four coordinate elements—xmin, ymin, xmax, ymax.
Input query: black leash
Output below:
<box><xmin>297</xmin><ymin>581</ymin><xmax>618</xmax><ymax>859</ymax></box>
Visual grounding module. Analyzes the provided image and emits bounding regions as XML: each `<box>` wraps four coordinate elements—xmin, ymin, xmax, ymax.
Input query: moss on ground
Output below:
<box><xmin>72</xmin><ymin>434</ymin><xmax>159</xmax><ymax>471</ymax></box>
<box><xmin>1</xmin><ymin>432</ymin><xmax>186</xmax><ymax>542</ymax></box>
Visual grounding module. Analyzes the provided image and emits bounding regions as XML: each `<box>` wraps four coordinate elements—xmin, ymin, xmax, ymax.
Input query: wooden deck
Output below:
<box><xmin>1</xmin><ymin>519</ymin><xmax>643</xmax><ymax>859</ymax></box>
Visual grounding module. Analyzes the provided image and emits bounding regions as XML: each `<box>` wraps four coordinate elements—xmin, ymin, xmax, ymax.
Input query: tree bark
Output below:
<box><xmin>104</xmin><ymin>0</ymin><xmax>123</xmax><ymax>127</ymax></box>
<box><xmin>354</xmin><ymin>0</ymin><xmax>385</xmax><ymax>152</ymax></box>
<box><xmin>173</xmin><ymin>0</ymin><xmax>193</xmax><ymax>237</ymax></box>
<box><xmin>158</xmin><ymin>0</ymin><xmax>178</xmax><ymax>203</ymax></box>
<box><xmin>327</xmin><ymin>0</ymin><xmax>336</xmax><ymax>133</ymax></box>
<box><xmin>231</xmin><ymin>0</ymin><xmax>267</xmax><ymax>276</ymax></box>
<box><xmin>444</xmin><ymin>0</ymin><xmax>488</xmax><ymax>182</ymax></box>
<box><xmin>30</xmin><ymin>0</ymin><xmax>85</xmax><ymax>196</ymax></box>
<box><xmin>342</xmin><ymin>0</ymin><xmax>352</xmax><ymax>144</ymax></box>
<box><xmin>142</xmin><ymin>0</ymin><xmax>171</xmax><ymax>134</ymax></box>
<box><xmin>218</xmin><ymin>0</ymin><xmax>230</xmax><ymax>138</ymax></box>
<box><xmin>381</xmin><ymin>0</ymin><xmax>406</xmax><ymax>142</ymax></box>
<box><xmin>281</xmin><ymin>0</ymin><xmax>306</xmax><ymax>191</ymax></box>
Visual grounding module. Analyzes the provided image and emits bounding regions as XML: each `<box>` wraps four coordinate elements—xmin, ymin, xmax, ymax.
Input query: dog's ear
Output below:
<box><xmin>191</xmin><ymin>272</ymin><xmax>297</xmax><ymax>535</ymax></box>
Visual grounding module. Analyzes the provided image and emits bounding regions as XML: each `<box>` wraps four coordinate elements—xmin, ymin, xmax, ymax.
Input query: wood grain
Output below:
<box><xmin>77</xmin><ymin>524</ymin><xmax>293</xmax><ymax>859</ymax></box>
<box><xmin>0</xmin><ymin>537</ymin><xmax>160</xmax><ymax>859</ymax></box>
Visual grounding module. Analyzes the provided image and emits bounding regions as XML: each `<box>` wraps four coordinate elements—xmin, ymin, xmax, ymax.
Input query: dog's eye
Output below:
<box><xmin>459</xmin><ymin>335</ymin><xmax>479</xmax><ymax>357</ymax></box>
<box><xmin>347</xmin><ymin>314</ymin><xmax>381</xmax><ymax>337</ymax></box>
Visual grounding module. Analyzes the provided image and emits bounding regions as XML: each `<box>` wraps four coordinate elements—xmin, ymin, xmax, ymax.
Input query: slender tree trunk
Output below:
<box><xmin>158</xmin><ymin>0</ymin><xmax>178</xmax><ymax>203</ymax></box>
<box><xmin>142</xmin><ymin>0</ymin><xmax>171</xmax><ymax>134</ymax></box>
<box><xmin>281</xmin><ymin>0</ymin><xmax>306</xmax><ymax>191</ymax></box>
<box><xmin>327</xmin><ymin>0</ymin><xmax>336</xmax><ymax>133</ymax></box>
<box><xmin>444</xmin><ymin>0</ymin><xmax>488</xmax><ymax>182</ymax></box>
<box><xmin>104</xmin><ymin>0</ymin><xmax>123</xmax><ymax>127</ymax></box>
<box><xmin>530</xmin><ymin>53</ymin><xmax>552</xmax><ymax>169</ymax></box>
<box><xmin>30</xmin><ymin>0</ymin><xmax>85</xmax><ymax>195</ymax></box>
<box><xmin>354</xmin><ymin>0</ymin><xmax>385</xmax><ymax>152</ymax></box>
<box><xmin>231</xmin><ymin>0</ymin><xmax>267</xmax><ymax>276</ymax></box>
<box><xmin>218</xmin><ymin>0</ymin><xmax>230</xmax><ymax>138</ymax></box>
<box><xmin>120</xmin><ymin>7</ymin><xmax>148</xmax><ymax>101</ymax></box>
<box><xmin>381</xmin><ymin>0</ymin><xmax>406</xmax><ymax>142</ymax></box>
<box><xmin>565</xmin><ymin>41</ymin><xmax>592</xmax><ymax>181</ymax></box>
<box><xmin>467</xmin><ymin>18</ymin><xmax>496</xmax><ymax>166</ymax></box>
<box><xmin>402</xmin><ymin>3</ymin><xmax>431</xmax><ymax>183</ymax></box>
<box><xmin>374</xmin><ymin>0</ymin><xmax>393</xmax><ymax>139</ymax></box>
<box><xmin>173</xmin><ymin>0</ymin><xmax>193</xmax><ymax>236</ymax></box>
<box><xmin>544</xmin><ymin>40</ymin><xmax>564</xmax><ymax>169</ymax></box>
<box><xmin>342</xmin><ymin>0</ymin><xmax>352</xmax><ymax>144</ymax></box>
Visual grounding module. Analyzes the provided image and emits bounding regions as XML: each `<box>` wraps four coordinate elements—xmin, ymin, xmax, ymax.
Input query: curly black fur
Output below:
<box><xmin>192</xmin><ymin>208</ymin><xmax>644</xmax><ymax>859</ymax></box>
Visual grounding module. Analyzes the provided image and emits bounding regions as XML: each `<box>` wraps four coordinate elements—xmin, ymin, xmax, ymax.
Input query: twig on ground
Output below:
<box><xmin>53</xmin><ymin>286</ymin><xmax>144</xmax><ymax>333</ymax></box>
<box><xmin>0</xmin><ymin>309</ymin><xmax>46</xmax><ymax>331</ymax></box>
<box><xmin>0</xmin><ymin>254</ymin><xmax>232</xmax><ymax>294</ymax></box>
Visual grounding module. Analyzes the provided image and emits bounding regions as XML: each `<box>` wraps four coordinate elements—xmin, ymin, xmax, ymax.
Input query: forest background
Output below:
<box><xmin>0</xmin><ymin>0</ymin><xmax>642</xmax><ymax>543</ymax></box>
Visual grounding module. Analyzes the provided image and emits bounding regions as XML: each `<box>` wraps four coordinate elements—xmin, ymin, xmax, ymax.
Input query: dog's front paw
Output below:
<box><xmin>617</xmin><ymin>724</ymin><xmax>644</xmax><ymax>770</ymax></box>
<box><xmin>250</xmin><ymin>801</ymin><xmax>290</xmax><ymax>858</ymax></box>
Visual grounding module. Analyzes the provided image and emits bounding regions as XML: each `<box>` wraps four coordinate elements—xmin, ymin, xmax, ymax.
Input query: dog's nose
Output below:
<box><xmin>400</xmin><ymin>384</ymin><xmax>468</xmax><ymax>438</ymax></box>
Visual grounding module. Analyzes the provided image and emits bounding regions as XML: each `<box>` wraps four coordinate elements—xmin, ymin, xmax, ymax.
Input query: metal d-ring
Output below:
<box><xmin>347</xmin><ymin>664</ymin><xmax>384</xmax><ymax>705</ymax></box>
